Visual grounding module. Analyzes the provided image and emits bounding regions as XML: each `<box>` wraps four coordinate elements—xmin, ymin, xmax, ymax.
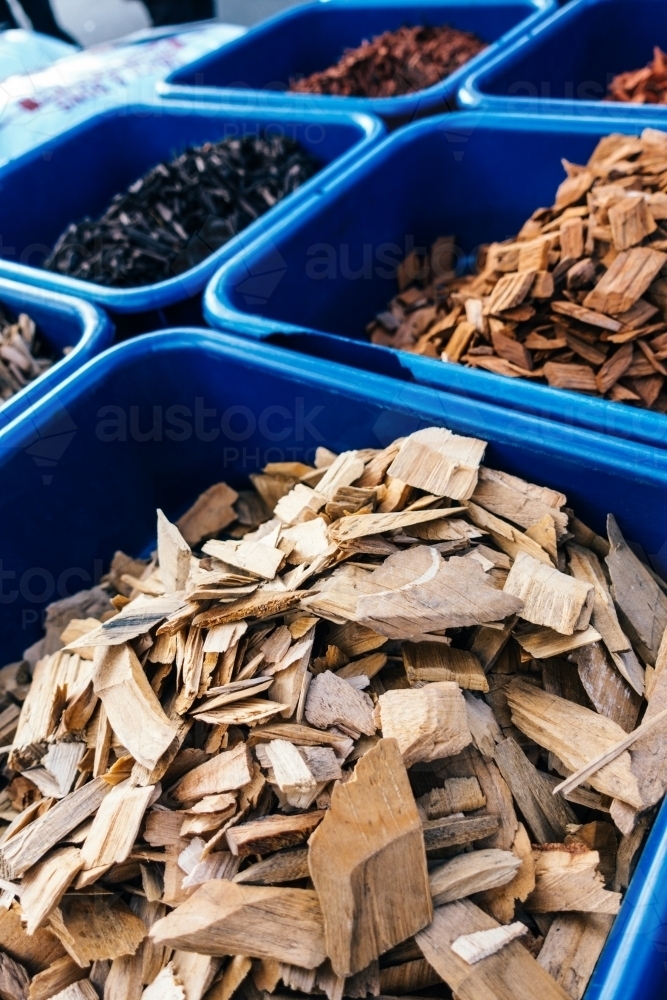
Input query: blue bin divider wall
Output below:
<box><xmin>0</xmin><ymin>278</ymin><xmax>112</xmax><ymax>431</ymax></box>
<box><xmin>0</xmin><ymin>328</ymin><xmax>666</xmax><ymax>996</ymax></box>
<box><xmin>459</xmin><ymin>0</ymin><xmax>667</xmax><ymax>117</ymax></box>
<box><xmin>0</xmin><ymin>101</ymin><xmax>383</xmax><ymax>337</ymax></box>
<box><xmin>205</xmin><ymin>110</ymin><xmax>667</xmax><ymax>451</ymax></box>
<box><xmin>158</xmin><ymin>0</ymin><xmax>556</xmax><ymax>128</ymax></box>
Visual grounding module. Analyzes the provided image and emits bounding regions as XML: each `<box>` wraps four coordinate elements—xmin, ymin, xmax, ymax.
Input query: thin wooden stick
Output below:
<box><xmin>553</xmin><ymin>707</ymin><xmax>667</xmax><ymax>798</ymax></box>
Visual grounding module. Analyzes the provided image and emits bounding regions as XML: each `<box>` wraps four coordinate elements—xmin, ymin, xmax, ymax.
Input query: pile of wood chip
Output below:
<box><xmin>288</xmin><ymin>25</ymin><xmax>486</xmax><ymax>98</ymax></box>
<box><xmin>1</xmin><ymin>426</ymin><xmax>665</xmax><ymax>1000</ymax></box>
<box><xmin>43</xmin><ymin>136</ymin><xmax>320</xmax><ymax>288</ymax></box>
<box><xmin>607</xmin><ymin>47</ymin><xmax>667</xmax><ymax>105</ymax></box>
<box><xmin>367</xmin><ymin>128</ymin><xmax>667</xmax><ymax>410</ymax></box>
<box><xmin>0</xmin><ymin>311</ymin><xmax>53</xmax><ymax>404</ymax></box>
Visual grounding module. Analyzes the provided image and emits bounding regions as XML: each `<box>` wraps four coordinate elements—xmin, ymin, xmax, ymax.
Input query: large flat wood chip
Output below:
<box><xmin>309</xmin><ymin>739</ymin><xmax>432</xmax><ymax>976</ymax></box>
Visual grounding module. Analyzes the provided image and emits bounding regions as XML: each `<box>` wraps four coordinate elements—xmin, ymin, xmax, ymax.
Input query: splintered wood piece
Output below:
<box><xmin>0</xmin><ymin>951</ymin><xmax>29</xmax><ymax>1000</ymax></box>
<box><xmin>93</xmin><ymin>643</ymin><xmax>180</xmax><ymax>771</ymax></box>
<box><xmin>526</xmin><ymin>847</ymin><xmax>621</xmax><ymax>914</ymax></box>
<box><xmin>80</xmin><ymin>779</ymin><xmax>156</xmax><ymax>879</ymax></box>
<box><xmin>49</xmin><ymin>982</ymin><xmax>98</xmax><ymax>1000</ymax></box>
<box><xmin>493</xmin><ymin>738</ymin><xmax>576</xmax><ymax>844</ymax></box>
<box><xmin>20</xmin><ymin>847</ymin><xmax>84</xmax><ymax>934</ymax></box>
<box><xmin>609</xmin><ymin>195</ymin><xmax>657</xmax><ymax>250</ymax></box>
<box><xmin>471</xmin><ymin>467</ymin><xmax>568</xmax><ymax>539</ymax></box>
<box><xmin>142</xmin><ymin>963</ymin><xmax>186</xmax><ymax>1000</ymax></box>
<box><xmin>265</xmin><ymin>740</ymin><xmax>317</xmax><ymax>803</ymax></box>
<box><xmin>176</xmin><ymin>483</ymin><xmax>239</xmax><ymax>547</ymax></box>
<box><xmin>567</xmin><ymin>542</ymin><xmax>635</xmax><ymax>658</ymax></box>
<box><xmin>429</xmin><ymin>850</ymin><xmax>521</xmax><ymax>905</ymax></box>
<box><xmin>226</xmin><ymin>811</ymin><xmax>325</xmax><ymax>856</ymax></box>
<box><xmin>416</xmin><ymin>899</ymin><xmax>570</xmax><ymax>1000</ymax></box>
<box><xmin>423</xmin><ymin>814</ymin><xmax>501</xmax><ymax>853</ymax></box>
<box><xmin>308</xmin><ymin>739</ymin><xmax>432</xmax><ymax>976</ymax></box>
<box><xmin>525</xmin><ymin>515</ymin><xmax>558</xmax><ymax>562</ymax></box>
<box><xmin>0</xmin><ymin>905</ymin><xmax>65</xmax><ymax>976</ymax></box>
<box><xmin>504</xmin><ymin>552</ymin><xmax>594</xmax><ymax>634</ymax></box>
<box><xmin>537</xmin><ymin>913</ymin><xmax>613</xmax><ymax>1000</ymax></box>
<box><xmin>65</xmin><ymin>594</ymin><xmax>185</xmax><ymax>650</ymax></box>
<box><xmin>210</xmin><ymin>954</ymin><xmax>252</xmax><ymax>1000</ymax></box>
<box><xmin>192</xmin><ymin>592</ymin><xmax>302</xmax><ymax>629</ymax></box>
<box><xmin>355</xmin><ymin>547</ymin><xmax>523</xmax><ymax>639</ymax></box>
<box><xmin>467</xmin><ymin>503</ymin><xmax>552</xmax><ymax>565</ymax></box>
<box><xmin>417</xmin><ymin>777</ymin><xmax>486</xmax><ymax>819</ymax></box>
<box><xmin>193</xmin><ymin>697</ymin><xmax>289</xmax><ymax>727</ymax></box>
<box><xmin>203</xmin><ymin>623</ymin><xmax>247</xmax><ymax>655</ymax></box>
<box><xmin>386</xmin><ymin>427</ymin><xmax>486</xmax><ymax>501</ymax></box>
<box><xmin>182</xmin><ymin>850</ymin><xmax>239</xmax><ymax>889</ymax></box>
<box><xmin>377</xmin><ymin>683</ymin><xmax>472</xmax><ymax>767</ymax></box>
<box><xmin>551</xmin><ymin>300</ymin><xmax>621</xmax><ymax>332</ymax></box>
<box><xmin>328</xmin><ymin>507</ymin><xmax>464</xmax><ymax>544</ymax></box>
<box><xmin>27</xmin><ymin>956</ymin><xmax>87</xmax><ymax>1000</ymax></box>
<box><xmin>26</xmin><ymin>743</ymin><xmax>86</xmax><ymax>800</ymax></box>
<box><xmin>403</xmin><ymin>642</ymin><xmax>488</xmax><ymax>691</ymax></box>
<box><xmin>543</xmin><ymin>362</ymin><xmax>598</xmax><ymax>393</ymax></box>
<box><xmin>378</xmin><ymin>957</ymin><xmax>439</xmax><ymax>994</ymax></box>
<box><xmin>0</xmin><ymin>778</ymin><xmax>110</xmax><ymax>879</ymax></box>
<box><xmin>170</xmin><ymin>951</ymin><xmax>220</xmax><ymax>1000</ymax></box>
<box><xmin>337</xmin><ymin>652</ymin><xmax>387</xmax><ymax>681</ymax></box>
<box><xmin>583</xmin><ymin>247</ymin><xmax>667</xmax><ymax>315</ymax></box>
<box><xmin>203</xmin><ymin>539</ymin><xmax>284</xmax><ymax>581</ymax></box>
<box><xmin>233</xmin><ymin>847</ymin><xmax>310</xmax><ymax>885</ymax></box>
<box><xmin>246</xmin><ymin>723</ymin><xmax>353</xmax><ymax>758</ymax></box>
<box><xmin>304</xmin><ymin>670</ymin><xmax>375</xmax><ymax>738</ymax></box>
<box><xmin>315</xmin><ymin>451</ymin><xmax>365</xmax><ymax>499</ymax></box>
<box><xmin>11</xmin><ymin>651</ymin><xmax>88</xmax><ymax>757</ymax></box>
<box><xmin>464</xmin><ymin>692</ymin><xmax>503</xmax><ymax>759</ymax></box>
<box><xmin>171</xmin><ymin>743</ymin><xmax>252</xmax><ymax>804</ymax></box>
<box><xmin>49</xmin><ymin>894</ymin><xmax>146</xmax><ymax>965</ymax></box>
<box><xmin>506</xmin><ymin>679</ymin><xmax>644</xmax><ymax>808</ymax></box>
<box><xmin>476</xmin><ymin>822</ymin><xmax>535</xmax><ymax>925</ymax></box>
<box><xmin>149</xmin><ymin>881</ymin><xmax>326</xmax><ymax>968</ymax></box>
<box><xmin>560</xmin><ymin>218</ymin><xmax>585</xmax><ymax>260</ymax></box>
<box><xmin>157</xmin><ymin>510</ymin><xmax>191</xmax><ymax>594</ymax></box>
<box><xmin>606</xmin><ymin>514</ymin><xmax>667</xmax><ymax>666</ymax></box>
<box><xmin>514</xmin><ymin>624</ymin><xmax>601</xmax><ymax>659</ymax></box>
<box><xmin>451</xmin><ymin>921</ymin><xmax>527</xmax><ymax>964</ymax></box>
<box><xmin>569</xmin><ymin>642</ymin><xmax>641</xmax><ymax>732</ymax></box>
<box><xmin>487</xmin><ymin>271</ymin><xmax>536</xmax><ymax>315</ymax></box>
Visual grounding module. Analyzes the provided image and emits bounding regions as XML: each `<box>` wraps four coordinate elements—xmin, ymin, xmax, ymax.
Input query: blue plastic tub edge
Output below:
<box><xmin>0</xmin><ymin>278</ymin><xmax>112</xmax><ymax>431</ymax></box>
<box><xmin>0</xmin><ymin>101</ymin><xmax>384</xmax><ymax>314</ymax></box>
<box><xmin>3</xmin><ymin>326</ymin><xmax>667</xmax><ymax>495</ymax></box>
<box><xmin>587</xmin><ymin>796</ymin><xmax>667</xmax><ymax>1000</ymax></box>
<box><xmin>2</xmin><ymin>326</ymin><xmax>667</xmax><ymax>1000</ymax></box>
<box><xmin>157</xmin><ymin>0</ymin><xmax>556</xmax><ymax>124</ymax></box>
<box><xmin>203</xmin><ymin>109</ymin><xmax>667</xmax><ymax>451</ymax></box>
<box><xmin>458</xmin><ymin>0</ymin><xmax>667</xmax><ymax>116</ymax></box>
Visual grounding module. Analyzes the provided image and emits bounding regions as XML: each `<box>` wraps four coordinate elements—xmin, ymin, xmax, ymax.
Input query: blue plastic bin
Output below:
<box><xmin>0</xmin><ymin>327</ymin><xmax>666</xmax><ymax>996</ymax></box>
<box><xmin>158</xmin><ymin>0</ymin><xmax>555</xmax><ymax>128</ymax></box>
<box><xmin>0</xmin><ymin>278</ymin><xmax>112</xmax><ymax>432</ymax></box>
<box><xmin>459</xmin><ymin>0</ymin><xmax>667</xmax><ymax>117</ymax></box>
<box><xmin>205</xmin><ymin>110</ymin><xmax>667</xmax><ymax>451</ymax></box>
<box><xmin>0</xmin><ymin>101</ymin><xmax>383</xmax><ymax>336</ymax></box>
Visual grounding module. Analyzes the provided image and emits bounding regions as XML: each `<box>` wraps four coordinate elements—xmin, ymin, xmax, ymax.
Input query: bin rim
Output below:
<box><xmin>0</xmin><ymin>99</ymin><xmax>384</xmax><ymax>314</ymax></box>
<box><xmin>156</xmin><ymin>0</ymin><xmax>556</xmax><ymax>121</ymax></box>
<box><xmin>3</xmin><ymin>326</ymin><xmax>667</xmax><ymax>492</ymax></box>
<box><xmin>458</xmin><ymin>0</ymin><xmax>667</xmax><ymax>116</ymax></box>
